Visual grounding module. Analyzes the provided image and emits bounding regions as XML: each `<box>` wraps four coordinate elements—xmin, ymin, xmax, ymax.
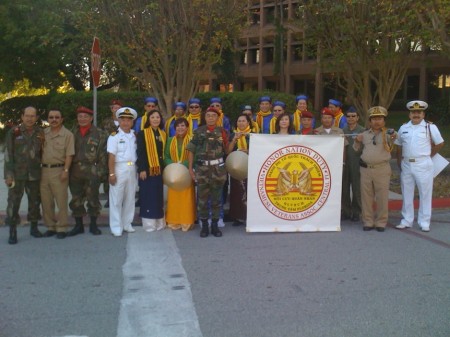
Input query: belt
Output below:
<box><xmin>403</xmin><ymin>156</ymin><xmax>428</xmax><ymax>163</ymax></box>
<box><xmin>360</xmin><ymin>160</ymin><xmax>389</xmax><ymax>169</ymax></box>
<box><xmin>75</xmin><ymin>161</ymin><xmax>97</xmax><ymax>166</ymax></box>
<box><xmin>41</xmin><ymin>163</ymin><xmax>64</xmax><ymax>168</ymax></box>
<box><xmin>198</xmin><ymin>158</ymin><xmax>224</xmax><ymax>166</ymax></box>
<box><xmin>116</xmin><ymin>161</ymin><xmax>135</xmax><ymax>166</ymax></box>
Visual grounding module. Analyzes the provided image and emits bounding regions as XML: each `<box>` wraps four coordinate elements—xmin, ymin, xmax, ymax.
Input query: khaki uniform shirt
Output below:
<box><xmin>354</xmin><ymin>129</ymin><xmax>392</xmax><ymax>165</ymax></box>
<box><xmin>42</xmin><ymin>126</ymin><xmax>75</xmax><ymax>165</ymax></box>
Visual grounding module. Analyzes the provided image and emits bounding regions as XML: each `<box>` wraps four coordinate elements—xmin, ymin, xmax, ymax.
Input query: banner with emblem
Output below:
<box><xmin>247</xmin><ymin>134</ymin><xmax>344</xmax><ymax>232</ymax></box>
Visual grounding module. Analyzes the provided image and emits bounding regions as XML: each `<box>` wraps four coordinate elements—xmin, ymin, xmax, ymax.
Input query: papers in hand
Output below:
<box><xmin>432</xmin><ymin>153</ymin><xmax>449</xmax><ymax>178</ymax></box>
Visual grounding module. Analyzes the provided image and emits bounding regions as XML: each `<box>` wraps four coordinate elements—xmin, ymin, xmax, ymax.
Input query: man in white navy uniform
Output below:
<box><xmin>395</xmin><ymin>100</ymin><xmax>445</xmax><ymax>232</ymax></box>
<box><xmin>107</xmin><ymin>107</ymin><xmax>138</xmax><ymax>236</ymax></box>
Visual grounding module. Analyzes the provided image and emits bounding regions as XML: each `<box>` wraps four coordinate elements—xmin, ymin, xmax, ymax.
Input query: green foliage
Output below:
<box><xmin>1</xmin><ymin>91</ymin><xmax>300</xmax><ymax>138</ymax></box>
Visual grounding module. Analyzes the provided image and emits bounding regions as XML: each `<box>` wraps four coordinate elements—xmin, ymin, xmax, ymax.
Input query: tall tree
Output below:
<box><xmin>79</xmin><ymin>0</ymin><xmax>246</xmax><ymax>115</ymax></box>
<box><xmin>299</xmin><ymin>0</ymin><xmax>446</xmax><ymax>120</ymax></box>
<box><xmin>0</xmin><ymin>0</ymin><xmax>126</xmax><ymax>92</ymax></box>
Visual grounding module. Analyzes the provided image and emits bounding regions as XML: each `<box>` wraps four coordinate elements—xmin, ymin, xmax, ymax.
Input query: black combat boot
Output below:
<box><xmin>89</xmin><ymin>216</ymin><xmax>101</xmax><ymax>235</ymax></box>
<box><xmin>30</xmin><ymin>221</ymin><xmax>43</xmax><ymax>238</ymax></box>
<box><xmin>211</xmin><ymin>218</ymin><xmax>222</xmax><ymax>237</ymax></box>
<box><xmin>67</xmin><ymin>217</ymin><xmax>84</xmax><ymax>237</ymax></box>
<box><xmin>8</xmin><ymin>225</ymin><xmax>17</xmax><ymax>245</ymax></box>
<box><xmin>200</xmin><ymin>219</ymin><xmax>209</xmax><ymax>238</ymax></box>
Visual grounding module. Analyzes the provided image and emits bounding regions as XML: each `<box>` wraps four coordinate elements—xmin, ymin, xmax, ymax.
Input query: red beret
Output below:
<box><xmin>111</xmin><ymin>99</ymin><xmax>123</xmax><ymax>107</ymax></box>
<box><xmin>301</xmin><ymin>111</ymin><xmax>314</xmax><ymax>119</ymax></box>
<box><xmin>321</xmin><ymin>107</ymin><xmax>334</xmax><ymax>117</ymax></box>
<box><xmin>76</xmin><ymin>106</ymin><xmax>94</xmax><ymax>115</ymax></box>
<box><xmin>206</xmin><ymin>106</ymin><xmax>220</xmax><ymax>115</ymax></box>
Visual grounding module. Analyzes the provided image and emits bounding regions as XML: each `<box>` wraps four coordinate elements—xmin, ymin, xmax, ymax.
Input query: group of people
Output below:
<box><xmin>3</xmin><ymin>95</ymin><xmax>445</xmax><ymax>244</ymax></box>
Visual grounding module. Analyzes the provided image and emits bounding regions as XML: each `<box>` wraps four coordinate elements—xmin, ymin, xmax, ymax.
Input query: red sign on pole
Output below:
<box><xmin>91</xmin><ymin>37</ymin><xmax>101</xmax><ymax>88</ymax></box>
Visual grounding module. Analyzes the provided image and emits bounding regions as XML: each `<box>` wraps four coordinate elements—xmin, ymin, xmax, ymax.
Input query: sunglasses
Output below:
<box><xmin>211</xmin><ymin>104</ymin><xmax>221</xmax><ymax>108</ymax></box>
<box><xmin>372</xmin><ymin>135</ymin><xmax>377</xmax><ymax>145</ymax></box>
<box><xmin>189</xmin><ymin>105</ymin><xmax>200</xmax><ymax>109</ymax></box>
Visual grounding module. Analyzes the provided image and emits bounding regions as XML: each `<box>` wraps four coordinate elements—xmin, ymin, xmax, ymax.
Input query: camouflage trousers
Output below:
<box><xmin>5</xmin><ymin>179</ymin><xmax>41</xmax><ymax>226</ymax></box>
<box><xmin>69</xmin><ymin>174</ymin><xmax>101</xmax><ymax>217</ymax></box>
<box><xmin>196</xmin><ymin>163</ymin><xmax>227</xmax><ymax>219</ymax></box>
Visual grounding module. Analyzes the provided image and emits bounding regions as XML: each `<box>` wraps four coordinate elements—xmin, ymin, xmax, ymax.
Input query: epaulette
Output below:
<box><xmin>110</xmin><ymin>131</ymin><xmax>117</xmax><ymax>136</ymax></box>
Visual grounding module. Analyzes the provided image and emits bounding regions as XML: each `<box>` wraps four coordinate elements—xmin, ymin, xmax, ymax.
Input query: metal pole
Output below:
<box><xmin>93</xmin><ymin>85</ymin><xmax>98</xmax><ymax>127</ymax></box>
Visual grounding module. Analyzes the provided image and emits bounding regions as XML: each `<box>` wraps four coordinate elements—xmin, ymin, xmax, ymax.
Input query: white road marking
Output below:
<box><xmin>117</xmin><ymin>228</ymin><xmax>202</xmax><ymax>337</ymax></box>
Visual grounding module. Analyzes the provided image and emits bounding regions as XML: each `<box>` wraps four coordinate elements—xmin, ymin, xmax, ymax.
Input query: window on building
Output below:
<box><xmin>266</xmin><ymin>81</ymin><xmax>277</xmax><ymax>91</ymax></box>
<box><xmin>249</xmin><ymin>49</ymin><xmax>260</xmax><ymax>64</ymax></box>
<box><xmin>292</xmin><ymin>44</ymin><xmax>303</xmax><ymax>61</ymax></box>
<box><xmin>265</xmin><ymin>47</ymin><xmax>274</xmax><ymax>63</ymax></box>
<box><xmin>265</xmin><ymin>7</ymin><xmax>275</xmax><ymax>25</ymax></box>
<box><xmin>240</xmin><ymin>50</ymin><xmax>248</xmax><ymax>65</ymax></box>
<box><xmin>250</xmin><ymin>9</ymin><xmax>260</xmax><ymax>25</ymax></box>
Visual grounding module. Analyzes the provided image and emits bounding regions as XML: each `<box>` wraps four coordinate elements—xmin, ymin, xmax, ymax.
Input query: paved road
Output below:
<box><xmin>1</xmin><ymin>211</ymin><xmax>449</xmax><ymax>337</ymax></box>
<box><xmin>1</xmin><ymin>150</ymin><xmax>450</xmax><ymax>337</ymax></box>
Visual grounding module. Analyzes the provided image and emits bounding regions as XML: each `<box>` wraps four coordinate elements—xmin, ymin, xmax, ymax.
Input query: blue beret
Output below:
<box><xmin>347</xmin><ymin>106</ymin><xmax>357</xmax><ymax>113</ymax></box>
<box><xmin>174</xmin><ymin>102</ymin><xmax>187</xmax><ymax>110</ymax></box>
<box><xmin>296</xmin><ymin>95</ymin><xmax>308</xmax><ymax>103</ymax></box>
<box><xmin>259</xmin><ymin>96</ymin><xmax>272</xmax><ymax>103</ymax></box>
<box><xmin>210</xmin><ymin>97</ymin><xmax>222</xmax><ymax>104</ymax></box>
<box><xmin>144</xmin><ymin>97</ymin><xmax>158</xmax><ymax>105</ymax></box>
<box><xmin>273</xmin><ymin>101</ymin><xmax>286</xmax><ymax>109</ymax></box>
<box><xmin>328</xmin><ymin>99</ymin><xmax>342</xmax><ymax>107</ymax></box>
<box><xmin>189</xmin><ymin>98</ymin><xmax>201</xmax><ymax>105</ymax></box>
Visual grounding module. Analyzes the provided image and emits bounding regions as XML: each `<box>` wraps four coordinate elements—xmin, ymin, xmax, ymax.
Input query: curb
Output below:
<box><xmin>388</xmin><ymin>198</ymin><xmax>450</xmax><ymax>211</ymax></box>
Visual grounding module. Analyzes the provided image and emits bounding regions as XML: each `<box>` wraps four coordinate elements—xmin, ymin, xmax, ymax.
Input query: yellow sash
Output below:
<box><xmin>144</xmin><ymin>127</ymin><xmax>166</xmax><ymax>176</ymax></box>
<box><xmin>140</xmin><ymin>113</ymin><xmax>147</xmax><ymax>130</ymax></box>
<box><xmin>293</xmin><ymin>109</ymin><xmax>302</xmax><ymax>131</ymax></box>
<box><xmin>256</xmin><ymin>110</ymin><xmax>272</xmax><ymax>131</ymax></box>
<box><xmin>169</xmin><ymin>135</ymin><xmax>191</xmax><ymax>162</ymax></box>
<box><xmin>234</xmin><ymin>126</ymin><xmax>251</xmax><ymax>150</ymax></box>
<box><xmin>187</xmin><ymin>114</ymin><xmax>201</xmax><ymax>136</ymax></box>
<box><xmin>269</xmin><ymin>116</ymin><xmax>277</xmax><ymax>134</ymax></box>
<box><xmin>333</xmin><ymin>109</ymin><xmax>344</xmax><ymax>128</ymax></box>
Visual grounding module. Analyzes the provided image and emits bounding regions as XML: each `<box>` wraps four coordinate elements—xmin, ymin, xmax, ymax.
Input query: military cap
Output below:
<box><xmin>210</xmin><ymin>97</ymin><xmax>222</xmax><ymax>104</ymax></box>
<box><xmin>189</xmin><ymin>98</ymin><xmax>201</xmax><ymax>105</ymax></box>
<box><xmin>111</xmin><ymin>99</ymin><xmax>123</xmax><ymax>107</ymax></box>
<box><xmin>76</xmin><ymin>106</ymin><xmax>94</xmax><ymax>115</ymax></box>
<box><xmin>301</xmin><ymin>111</ymin><xmax>314</xmax><ymax>119</ymax></box>
<box><xmin>259</xmin><ymin>96</ymin><xmax>272</xmax><ymax>103</ymax></box>
<box><xmin>296</xmin><ymin>95</ymin><xmax>308</xmax><ymax>103</ymax></box>
<box><xmin>273</xmin><ymin>101</ymin><xmax>286</xmax><ymax>109</ymax></box>
<box><xmin>368</xmin><ymin>106</ymin><xmax>388</xmax><ymax>118</ymax></box>
<box><xmin>328</xmin><ymin>99</ymin><xmax>342</xmax><ymax>107</ymax></box>
<box><xmin>205</xmin><ymin>106</ymin><xmax>220</xmax><ymax>115</ymax></box>
<box><xmin>174</xmin><ymin>102</ymin><xmax>187</xmax><ymax>110</ymax></box>
<box><xmin>406</xmin><ymin>100</ymin><xmax>428</xmax><ymax>111</ymax></box>
<box><xmin>116</xmin><ymin>107</ymin><xmax>137</xmax><ymax>120</ymax></box>
<box><xmin>241</xmin><ymin>105</ymin><xmax>253</xmax><ymax>112</ymax></box>
<box><xmin>144</xmin><ymin>97</ymin><xmax>158</xmax><ymax>105</ymax></box>
<box><xmin>321</xmin><ymin>107</ymin><xmax>334</xmax><ymax>117</ymax></box>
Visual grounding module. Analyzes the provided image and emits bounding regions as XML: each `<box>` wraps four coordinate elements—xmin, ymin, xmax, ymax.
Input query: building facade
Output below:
<box><xmin>203</xmin><ymin>0</ymin><xmax>450</xmax><ymax>111</ymax></box>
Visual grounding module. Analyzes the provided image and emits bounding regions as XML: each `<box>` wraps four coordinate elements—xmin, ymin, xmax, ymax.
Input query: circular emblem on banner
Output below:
<box><xmin>257</xmin><ymin>145</ymin><xmax>331</xmax><ymax>221</ymax></box>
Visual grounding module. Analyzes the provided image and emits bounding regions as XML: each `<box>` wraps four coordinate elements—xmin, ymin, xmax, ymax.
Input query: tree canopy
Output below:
<box><xmin>75</xmin><ymin>0</ymin><xmax>246</xmax><ymax>114</ymax></box>
<box><xmin>299</xmin><ymin>0</ymin><xmax>450</xmax><ymax>119</ymax></box>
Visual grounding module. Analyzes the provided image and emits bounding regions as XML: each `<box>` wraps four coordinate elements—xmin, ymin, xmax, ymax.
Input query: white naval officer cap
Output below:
<box><xmin>116</xmin><ymin>107</ymin><xmax>137</xmax><ymax>120</ymax></box>
<box><xmin>406</xmin><ymin>100</ymin><xmax>428</xmax><ymax>111</ymax></box>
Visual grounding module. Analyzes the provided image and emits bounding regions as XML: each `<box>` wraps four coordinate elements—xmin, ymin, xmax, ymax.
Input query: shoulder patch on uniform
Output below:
<box><xmin>110</xmin><ymin>131</ymin><xmax>117</xmax><ymax>136</ymax></box>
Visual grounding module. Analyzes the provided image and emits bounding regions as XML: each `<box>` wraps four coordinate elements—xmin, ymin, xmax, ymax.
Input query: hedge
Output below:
<box><xmin>0</xmin><ymin>90</ymin><xmax>300</xmax><ymax>136</ymax></box>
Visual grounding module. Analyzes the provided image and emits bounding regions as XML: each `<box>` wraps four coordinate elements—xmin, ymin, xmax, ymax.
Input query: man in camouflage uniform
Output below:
<box><xmin>4</xmin><ymin>106</ymin><xmax>45</xmax><ymax>244</ymax></box>
<box><xmin>67</xmin><ymin>106</ymin><xmax>108</xmax><ymax>236</ymax></box>
<box><xmin>187</xmin><ymin>107</ymin><xmax>228</xmax><ymax>238</ymax></box>
<box><xmin>100</xmin><ymin>99</ymin><xmax>122</xmax><ymax>208</ymax></box>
